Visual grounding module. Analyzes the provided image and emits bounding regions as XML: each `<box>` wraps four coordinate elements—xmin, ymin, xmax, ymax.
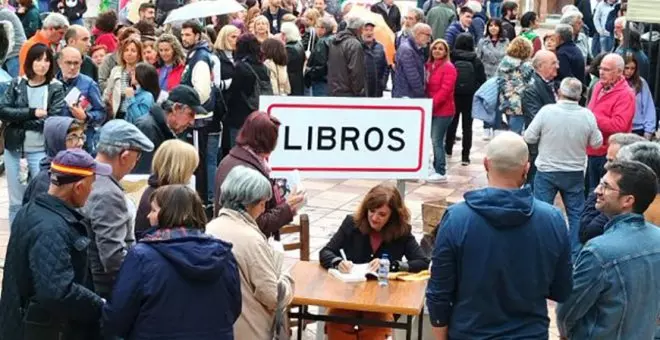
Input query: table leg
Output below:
<box><xmin>297</xmin><ymin>305</ymin><xmax>305</xmax><ymax>340</ymax></box>
<box><xmin>406</xmin><ymin>315</ymin><xmax>413</xmax><ymax>340</ymax></box>
<box><xmin>417</xmin><ymin>309</ymin><xmax>424</xmax><ymax>340</ymax></box>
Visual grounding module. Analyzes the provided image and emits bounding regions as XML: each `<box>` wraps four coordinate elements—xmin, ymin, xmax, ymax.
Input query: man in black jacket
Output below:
<box><xmin>263</xmin><ymin>0</ymin><xmax>289</xmax><ymax>34</ymax></box>
<box><xmin>133</xmin><ymin>85</ymin><xmax>200</xmax><ymax>173</ymax></box>
<box><xmin>0</xmin><ymin>149</ymin><xmax>110</xmax><ymax>340</ymax></box>
<box><xmin>371</xmin><ymin>0</ymin><xmax>401</xmax><ymax>33</ymax></box>
<box><xmin>327</xmin><ymin>17</ymin><xmax>366</xmax><ymax>97</ymax></box>
<box><xmin>305</xmin><ymin>17</ymin><xmax>335</xmax><ymax>96</ymax></box>
<box><xmin>501</xmin><ymin>1</ymin><xmax>517</xmax><ymax>42</ymax></box>
<box><xmin>522</xmin><ymin>50</ymin><xmax>558</xmax><ymax>188</ymax></box>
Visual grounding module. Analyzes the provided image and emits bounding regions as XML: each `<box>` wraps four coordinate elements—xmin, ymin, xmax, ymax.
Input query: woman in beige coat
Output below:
<box><xmin>206</xmin><ymin>165</ymin><xmax>295</xmax><ymax>339</ymax></box>
<box><xmin>261</xmin><ymin>38</ymin><xmax>291</xmax><ymax>96</ymax></box>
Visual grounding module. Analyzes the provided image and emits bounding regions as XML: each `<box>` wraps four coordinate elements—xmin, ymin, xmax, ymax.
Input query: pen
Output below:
<box><xmin>340</xmin><ymin>249</ymin><xmax>348</xmax><ymax>262</ymax></box>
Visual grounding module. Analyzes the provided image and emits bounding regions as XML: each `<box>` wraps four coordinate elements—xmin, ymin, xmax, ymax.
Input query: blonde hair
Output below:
<box><xmin>304</xmin><ymin>8</ymin><xmax>321</xmax><ymax>27</ymax></box>
<box><xmin>506</xmin><ymin>36</ymin><xmax>533</xmax><ymax>60</ymax></box>
<box><xmin>151</xmin><ymin>140</ymin><xmax>200</xmax><ymax>186</ymax></box>
<box><xmin>281</xmin><ymin>21</ymin><xmax>301</xmax><ymax>42</ymax></box>
<box><xmin>429</xmin><ymin>39</ymin><xmax>450</xmax><ymax>62</ymax></box>
<box><xmin>253</xmin><ymin>15</ymin><xmax>271</xmax><ymax>35</ymax></box>
<box><xmin>282</xmin><ymin>13</ymin><xmax>297</xmax><ymax>23</ymax></box>
<box><xmin>215</xmin><ymin>25</ymin><xmax>240</xmax><ymax>51</ymax></box>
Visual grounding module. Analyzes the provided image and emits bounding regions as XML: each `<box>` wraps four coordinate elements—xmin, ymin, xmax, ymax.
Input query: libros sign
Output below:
<box><xmin>261</xmin><ymin>96</ymin><xmax>432</xmax><ymax>179</ymax></box>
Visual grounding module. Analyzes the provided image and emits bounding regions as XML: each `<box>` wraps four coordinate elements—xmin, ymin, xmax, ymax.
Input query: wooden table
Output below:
<box><xmin>289</xmin><ymin>261</ymin><xmax>427</xmax><ymax>340</ymax></box>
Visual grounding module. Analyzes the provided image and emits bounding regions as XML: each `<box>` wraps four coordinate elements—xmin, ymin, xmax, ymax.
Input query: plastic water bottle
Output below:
<box><xmin>378</xmin><ymin>254</ymin><xmax>390</xmax><ymax>286</ymax></box>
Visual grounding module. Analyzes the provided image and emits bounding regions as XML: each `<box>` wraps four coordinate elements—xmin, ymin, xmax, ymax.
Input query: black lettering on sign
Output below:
<box><xmin>283</xmin><ymin>126</ymin><xmax>302</xmax><ymax>150</ymax></box>
<box><xmin>307</xmin><ymin>126</ymin><xmax>313</xmax><ymax>150</ymax></box>
<box><xmin>317</xmin><ymin>126</ymin><xmax>336</xmax><ymax>150</ymax></box>
<box><xmin>388</xmin><ymin>128</ymin><xmax>405</xmax><ymax>151</ymax></box>
<box><xmin>341</xmin><ymin>127</ymin><xmax>360</xmax><ymax>151</ymax></box>
<box><xmin>364</xmin><ymin>127</ymin><xmax>384</xmax><ymax>151</ymax></box>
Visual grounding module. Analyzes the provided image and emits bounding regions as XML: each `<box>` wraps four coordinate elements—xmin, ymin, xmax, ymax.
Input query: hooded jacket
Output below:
<box><xmin>327</xmin><ymin>29</ymin><xmax>366</xmax><ymax>97</ymax></box>
<box><xmin>426</xmin><ymin>186</ymin><xmax>573</xmax><ymax>339</ymax></box>
<box><xmin>102</xmin><ymin>228</ymin><xmax>241</xmax><ymax>339</ymax></box>
<box><xmin>23</xmin><ymin>116</ymin><xmax>75</xmax><ymax>204</ymax></box>
<box><xmin>0</xmin><ymin>9</ymin><xmax>26</xmax><ymax>61</ymax></box>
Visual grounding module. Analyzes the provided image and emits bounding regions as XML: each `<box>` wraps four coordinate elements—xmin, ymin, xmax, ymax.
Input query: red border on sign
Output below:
<box><xmin>266</xmin><ymin>103</ymin><xmax>426</xmax><ymax>172</ymax></box>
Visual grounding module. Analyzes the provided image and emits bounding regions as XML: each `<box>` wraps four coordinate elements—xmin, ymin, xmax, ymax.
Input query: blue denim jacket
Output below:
<box><xmin>557</xmin><ymin>213</ymin><xmax>660</xmax><ymax>339</ymax></box>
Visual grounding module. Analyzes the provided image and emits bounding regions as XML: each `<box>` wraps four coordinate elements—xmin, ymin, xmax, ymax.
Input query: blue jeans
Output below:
<box><xmin>534</xmin><ymin>171</ymin><xmax>585</xmax><ymax>260</ymax></box>
<box><xmin>5</xmin><ymin>149</ymin><xmax>46</xmax><ymax>223</ymax></box>
<box><xmin>600</xmin><ymin>35</ymin><xmax>614</xmax><ymax>53</ymax></box>
<box><xmin>206</xmin><ymin>132</ymin><xmax>220</xmax><ymax>203</ymax></box>
<box><xmin>3</xmin><ymin>56</ymin><xmax>19</xmax><ymax>77</ymax></box>
<box><xmin>489</xmin><ymin>0</ymin><xmax>502</xmax><ymax>18</ymax></box>
<box><xmin>591</xmin><ymin>31</ymin><xmax>601</xmax><ymax>56</ymax></box>
<box><xmin>311</xmin><ymin>81</ymin><xmax>328</xmax><ymax>97</ymax></box>
<box><xmin>431</xmin><ymin>116</ymin><xmax>453</xmax><ymax>175</ymax></box>
<box><xmin>586</xmin><ymin>155</ymin><xmax>607</xmax><ymax>194</ymax></box>
<box><xmin>228</xmin><ymin>128</ymin><xmax>240</xmax><ymax>149</ymax></box>
<box><xmin>507</xmin><ymin>115</ymin><xmax>525</xmax><ymax>135</ymax></box>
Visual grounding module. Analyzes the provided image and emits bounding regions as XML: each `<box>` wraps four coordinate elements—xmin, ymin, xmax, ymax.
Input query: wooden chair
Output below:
<box><xmin>280</xmin><ymin>214</ymin><xmax>310</xmax><ymax>261</ymax></box>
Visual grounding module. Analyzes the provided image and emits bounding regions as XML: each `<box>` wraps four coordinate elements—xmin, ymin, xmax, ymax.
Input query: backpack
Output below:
<box><xmin>454</xmin><ymin>60</ymin><xmax>476</xmax><ymax>95</ymax></box>
<box><xmin>242</xmin><ymin>59</ymin><xmax>274</xmax><ymax>112</ymax></box>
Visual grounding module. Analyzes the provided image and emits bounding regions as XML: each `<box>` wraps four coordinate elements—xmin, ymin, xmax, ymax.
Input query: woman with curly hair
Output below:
<box><xmin>93</xmin><ymin>10</ymin><xmax>119</xmax><ymax>53</ymax></box>
<box><xmin>104</xmin><ymin>36</ymin><xmax>143</xmax><ymax>119</ymax></box>
<box><xmin>155</xmin><ymin>33</ymin><xmax>186</xmax><ymax>92</ymax></box>
<box><xmin>320</xmin><ymin>184</ymin><xmax>429</xmax><ymax>339</ymax></box>
<box><xmin>496</xmin><ymin>36</ymin><xmax>534</xmax><ymax>135</ymax></box>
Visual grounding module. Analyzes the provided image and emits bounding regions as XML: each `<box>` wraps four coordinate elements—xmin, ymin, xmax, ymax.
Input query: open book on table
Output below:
<box><xmin>328</xmin><ymin>263</ymin><xmax>378</xmax><ymax>283</ymax></box>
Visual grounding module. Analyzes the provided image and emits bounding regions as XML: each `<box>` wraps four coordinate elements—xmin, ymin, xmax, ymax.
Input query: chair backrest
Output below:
<box><xmin>280</xmin><ymin>214</ymin><xmax>310</xmax><ymax>261</ymax></box>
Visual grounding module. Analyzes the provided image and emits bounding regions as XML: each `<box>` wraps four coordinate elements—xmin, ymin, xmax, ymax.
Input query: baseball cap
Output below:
<box><xmin>50</xmin><ymin>149</ymin><xmax>112</xmax><ymax>185</ymax></box>
<box><xmin>364</xmin><ymin>18</ymin><xmax>376</xmax><ymax>27</ymax></box>
<box><xmin>168</xmin><ymin>85</ymin><xmax>211</xmax><ymax>120</ymax></box>
<box><xmin>98</xmin><ymin>120</ymin><xmax>155</xmax><ymax>153</ymax></box>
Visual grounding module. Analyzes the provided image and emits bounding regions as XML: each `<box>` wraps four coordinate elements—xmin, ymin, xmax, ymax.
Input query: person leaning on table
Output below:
<box><xmin>206</xmin><ymin>165</ymin><xmax>295</xmax><ymax>340</ymax></box>
<box><xmin>319</xmin><ymin>184</ymin><xmax>430</xmax><ymax>340</ymax></box>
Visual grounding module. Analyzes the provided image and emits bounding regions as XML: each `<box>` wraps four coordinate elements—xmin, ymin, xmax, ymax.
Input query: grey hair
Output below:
<box><xmin>555</xmin><ymin>23</ymin><xmax>574</xmax><ymax>43</ymax></box>
<box><xmin>281</xmin><ymin>21</ymin><xmax>301</xmax><ymax>42</ymax></box>
<box><xmin>96</xmin><ymin>143</ymin><xmax>124</xmax><ymax>158</ymax></box>
<box><xmin>319</xmin><ymin>17</ymin><xmax>335</xmax><ymax>32</ymax></box>
<box><xmin>43</xmin><ymin>13</ymin><xmax>70</xmax><ymax>29</ymax></box>
<box><xmin>561</xmin><ymin>4</ymin><xmax>580</xmax><ymax>14</ymax></box>
<box><xmin>559</xmin><ymin>10</ymin><xmax>582</xmax><ymax>26</ymax></box>
<box><xmin>604</xmin><ymin>52</ymin><xmax>625</xmax><ymax>71</ymax></box>
<box><xmin>558</xmin><ymin>77</ymin><xmax>583</xmax><ymax>101</ymax></box>
<box><xmin>608</xmin><ymin>133</ymin><xmax>646</xmax><ymax>147</ymax></box>
<box><xmin>617</xmin><ymin>142</ymin><xmax>660</xmax><ymax>186</ymax></box>
<box><xmin>465</xmin><ymin>1</ymin><xmax>482</xmax><ymax>14</ymax></box>
<box><xmin>220</xmin><ymin>166</ymin><xmax>273</xmax><ymax>211</ymax></box>
<box><xmin>346</xmin><ymin>16</ymin><xmax>365</xmax><ymax>30</ymax></box>
<box><xmin>408</xmin><ymin>8</ymin><xmax>425</xmax><ymax>23</ymax></box>
<box><xmin>412</xmin><ymin>22</ymin><xmax>431</xmax><ymax>35</ymax></box>
<box><xmin>486</xmin><ymin>131</ymin><xmax>529</xmax><ymax>172</ymax></box>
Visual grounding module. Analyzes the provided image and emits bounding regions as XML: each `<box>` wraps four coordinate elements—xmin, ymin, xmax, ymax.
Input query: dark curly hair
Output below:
<box><xmin>95</xmin><ymin>10</ymin><xmax>118</xmax><ymax>33</ymax></box>
<box><xmin>353</xmin><ymin>184</ymin><xmax>411</xmax><ymax>243</ymax></box>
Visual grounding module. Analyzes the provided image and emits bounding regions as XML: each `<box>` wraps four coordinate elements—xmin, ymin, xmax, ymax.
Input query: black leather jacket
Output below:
<box><xmin>0</xmin><ymin>77</ymin><xmax>66</xmax><ymax>153</ymax></box>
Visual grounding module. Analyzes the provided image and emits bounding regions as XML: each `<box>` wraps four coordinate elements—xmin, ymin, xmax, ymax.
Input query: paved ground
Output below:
<box><xmin>0</xmin><ymin>123</ymin><xmax>562</xmax><ymax>339</ymax></box>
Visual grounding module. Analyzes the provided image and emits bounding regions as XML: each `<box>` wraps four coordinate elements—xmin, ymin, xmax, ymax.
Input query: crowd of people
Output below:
<box><xmin>0</xmin><ymin>0</ymin><xmax>658</xmax><ymax>339</ymax></box>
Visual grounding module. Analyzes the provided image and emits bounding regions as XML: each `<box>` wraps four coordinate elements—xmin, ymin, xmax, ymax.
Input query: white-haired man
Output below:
<box><xmin>19</xmin><ymin>12</ymin><xmax>69</xmax><ymax>75</ymax></box>
<box><xmin>585</xmin><ymin>53</ymin><xmax>635</xmax><ymax>193</ymax></box>
<box><xmin>524</xmin><ymin>77</ymin><xmax>603</xmax><ymax>260</ymax></box>
<box><xmin>426</xmin><ymin>131</ymin><xmax>572</xmax><ymax>339</ymax></box>
<box><xmin>392</xmin><ymin>22</ymin><xmax>431</xmax><ymax>98</ymax></box>
<box><xmin>559</xmin><ymin>9</ymin><xmax>590</xmax><ymax>62</ymax></box>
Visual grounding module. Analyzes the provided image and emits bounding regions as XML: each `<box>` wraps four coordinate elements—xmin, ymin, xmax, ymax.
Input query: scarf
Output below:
<box><xmin>141</xmin><ymin>226</ymin><xmax>210</xmax><ymax>242</ymax></box>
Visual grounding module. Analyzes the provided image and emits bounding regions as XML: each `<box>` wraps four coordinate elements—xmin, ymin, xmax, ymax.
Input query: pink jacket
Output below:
<box><xmin>587</xmin><ymin>77</ymin><xmax>636</xmax><ymax>157</ymax></box>
<box><xmin>425</xmin><ymin>60</ymin><xmax>457</xmax><ymax>117</ymax></box>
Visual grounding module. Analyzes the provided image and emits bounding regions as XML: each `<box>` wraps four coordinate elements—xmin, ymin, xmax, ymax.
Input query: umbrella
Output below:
<box><xmin>164</xmin><ymin>0</ymin><xmax>244</xmax><ymax>24</ymax></box>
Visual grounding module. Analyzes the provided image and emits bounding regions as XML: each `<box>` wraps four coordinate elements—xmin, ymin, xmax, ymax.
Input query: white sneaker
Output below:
<box><xmin>427</xmin><ymin>173</ymin><xmax>448</xmax><ymax>183</ymax></box>
<box><xmin>483</xmin><ymin>128</ymin><xmax>493</xmax><ymax>141</ymax></box>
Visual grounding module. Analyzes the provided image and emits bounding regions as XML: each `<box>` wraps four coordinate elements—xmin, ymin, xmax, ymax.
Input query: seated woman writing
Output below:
<box><xmin>319</xmin><ymin>184</ymin><xmax>430</xmax><ymax>339</ymax></box>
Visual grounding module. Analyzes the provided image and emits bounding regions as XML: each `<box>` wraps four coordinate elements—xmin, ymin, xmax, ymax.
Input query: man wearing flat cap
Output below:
<box><xmin>82</xmin><ymin>119</ymin><xmax>154</xmax><ymax>299</ymax></box>
<box><xmin>133</xmin><ymin>85</ymin><xmax>200</xmax><ymax>174</ymax></box>
<box><xmin>0</xmin><ymin>149</ymin><xmax>111</xmax><ymax>339</ymax></box>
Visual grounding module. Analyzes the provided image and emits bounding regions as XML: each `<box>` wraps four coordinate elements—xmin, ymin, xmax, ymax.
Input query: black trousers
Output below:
<box><xmin>445</xmin><ymin>94</ymin><xmax>474</xmax><ymax>161</ymax></box>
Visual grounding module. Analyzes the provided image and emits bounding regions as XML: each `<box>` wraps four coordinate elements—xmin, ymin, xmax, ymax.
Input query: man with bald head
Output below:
<box><xmin>522</xmin><ymin>50</ymin><xmax>559</xmax><ymax>188</ymax></box>
<box><xmin>64</xmin><ymin>25</ymin><xmax>97</xmax><ymax>81</ymax></box>
<box><xmin>585</xmin><ymin>53</ymin><xmax>635</xmax><ymax>193</ymax></box>
<box><xmin>58</xmin><ymin>46</ymin><xmax>105</xmax><ymax>155</ymax></box>
<box><xmin>426</xmin><ymin>132</ymin><xmax>572</xmax><ymax>339</ymax></box>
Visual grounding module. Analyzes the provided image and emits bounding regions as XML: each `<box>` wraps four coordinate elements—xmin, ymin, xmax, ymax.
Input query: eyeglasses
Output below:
<box><xmin>66</xmin><ymin>134</ymin><xmax>86</xmax><ymax>143</ymax></box>
<box><xmin>597</xmin><ymin>179</ymin><xmax>621</xmax><ymax>193</ymax></box>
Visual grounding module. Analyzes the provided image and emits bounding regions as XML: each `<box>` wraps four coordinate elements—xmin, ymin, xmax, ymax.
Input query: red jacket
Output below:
<box><xmin>587</xmin><ymin>77</ymin><xmax>636</xmax><ymax>156</ymax></box>
<box><xmin>92</xmin><ymin>28</ymin><xmax>118</xmax><ymax>53</ymax></box>
<box><xmin>157</xmin><ymin>63</ymin><xmax>185</xmax><ymax>92</ymax></box>
<box><xmin>425</xmin><ymin>60</ymin><xmax>457</xmax><ymax>117</ymax></box>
